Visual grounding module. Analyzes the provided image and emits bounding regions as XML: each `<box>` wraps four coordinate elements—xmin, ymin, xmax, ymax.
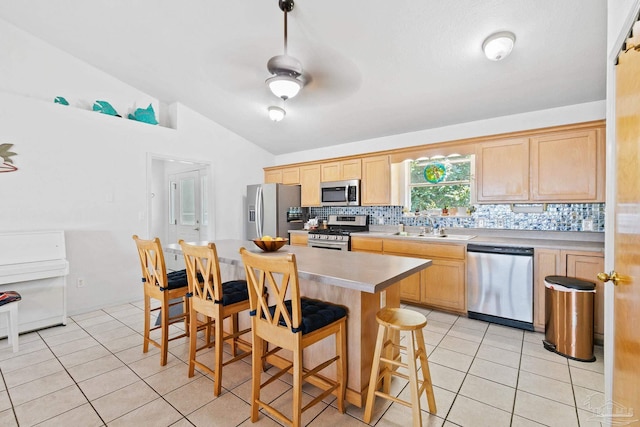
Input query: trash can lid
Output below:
<box><xmin>545</xmin><ymin>275</ymin><xmax>596</xmax><ymax>291</ymax></box>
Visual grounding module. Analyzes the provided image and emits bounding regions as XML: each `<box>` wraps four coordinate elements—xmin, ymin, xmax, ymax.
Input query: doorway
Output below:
<box><xmin>147</xmin><ymin>154</ymin><xmax>213</xmax><ymax>270</ymax></box>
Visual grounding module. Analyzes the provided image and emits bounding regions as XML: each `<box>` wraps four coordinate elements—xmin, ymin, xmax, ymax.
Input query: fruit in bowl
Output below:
<box><xmin>253</xmin><ymin>236</ymin><xmax>288</xmax><ymax>252</ymax></box>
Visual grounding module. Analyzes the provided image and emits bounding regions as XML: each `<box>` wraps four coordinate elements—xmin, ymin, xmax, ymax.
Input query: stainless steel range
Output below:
<box><xmin>307</xmin><ymin>214</ymin><xmax>369</xmax><ymax>251</ymax></box>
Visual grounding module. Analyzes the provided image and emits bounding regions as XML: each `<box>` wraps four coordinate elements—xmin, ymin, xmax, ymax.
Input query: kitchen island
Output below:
<box><xmin>166</xmin><ymin>239</ymin><xmax>432</xmax><ymax>407</ymax></box>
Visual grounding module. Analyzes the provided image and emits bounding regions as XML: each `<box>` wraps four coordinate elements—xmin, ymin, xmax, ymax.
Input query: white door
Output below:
<box><xmin>169</xmin><ymin>170</ymin><xmax>209</xmax><ymax>244</ymax></box>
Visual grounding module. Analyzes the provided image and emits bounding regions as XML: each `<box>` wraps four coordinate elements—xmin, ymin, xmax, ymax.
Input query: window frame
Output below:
<box><xmin>405</xmin><ymin>155</ymin><xmax>475</xmax><ymax>211</ymax></box>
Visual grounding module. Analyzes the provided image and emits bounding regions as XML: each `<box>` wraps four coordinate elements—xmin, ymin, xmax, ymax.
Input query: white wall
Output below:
<box><xmin>0</xmin><ymin>19</ymin><xmax>273</xmax><ymax>314</ymax></box>
<box><xmin>275</xmin><ymin>101</ymin><xmax>605</xmax><ymax>166</ymax></box>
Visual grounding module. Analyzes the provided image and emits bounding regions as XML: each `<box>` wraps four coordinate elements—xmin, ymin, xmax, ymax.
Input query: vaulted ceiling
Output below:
<box><xmin>0</xmin><ymin>1</ymin><xmax>606</xmax><ymax>155</ymax></box>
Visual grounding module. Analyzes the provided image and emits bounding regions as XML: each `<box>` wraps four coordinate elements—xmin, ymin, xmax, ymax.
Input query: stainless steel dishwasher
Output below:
<box><xmin>467</xmin><ymin>244</ymin><xmax>534</xmax><ymax>330</ymax></box>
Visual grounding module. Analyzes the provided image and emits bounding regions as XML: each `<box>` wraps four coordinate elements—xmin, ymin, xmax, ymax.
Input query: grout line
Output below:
<box><xmin>0</xmin><ymin>303</ymin><xmax>596</xmax><ymax>427</ymax></box>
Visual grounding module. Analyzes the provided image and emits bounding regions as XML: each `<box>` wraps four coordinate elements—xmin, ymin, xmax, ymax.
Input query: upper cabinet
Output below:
<box><xmin>281</xmin><ymin>167</ymin><xmax>300</xmax><ymax>185</ymax></box>
<box><xmin>361</xmin><ymin>155</ymin><xmax>391</xmax><ymax>205</ymax></box>
<box><xmin>476</xmin><ymin>138</ymin><xmax>530</xmax><ymax>202</ymax></box>
<box><xmin>264</xmin><ymin>169</ymin><xmax>282</xmax><ymax>184</ymax></box>
<box><xmin>530</xmin><ymin>128</ymin><xmax>605</xmax><ymax>202</ymax></box>
<box><xmin>321</xmin><ymin>159</ymin><xmax>362</xmax><ymax>182</ymax></box>
<box><xmin>264</xmin><ymin>121</ymin><xmax>605</xmax><ymax>205</ymax></box>
<box><xmin>475</xmin><ymin>124</ymin><xmax>605</xmax><ymax>203</ymax></box>
<box><xmin>300</xmin><ymin>164</ymin><xmax>321</xmax><ymax>207</ymax></box>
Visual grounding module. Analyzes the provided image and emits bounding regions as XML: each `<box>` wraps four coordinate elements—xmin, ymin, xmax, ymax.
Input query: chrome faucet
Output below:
<box><xmin>423</xmin><ymin>216</ymin><xmax>436</xmax><ymax>234</ymax></box>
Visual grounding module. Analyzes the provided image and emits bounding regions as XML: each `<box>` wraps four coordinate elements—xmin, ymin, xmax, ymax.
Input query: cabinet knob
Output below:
<box><xmin>597</xmin><ymin>271</ymin><xmax>624</xmax><ymax>286</ymax></box>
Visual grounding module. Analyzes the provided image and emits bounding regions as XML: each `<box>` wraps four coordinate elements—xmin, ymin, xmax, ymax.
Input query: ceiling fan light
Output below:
<box><xmin>267</xmin><ymin>75</ymin><xmax>303</xmax><ymax>99</ymax></box>
<box><xmin>268</xmin><ymin>106</ymin><xmax>286</xmax><ymax>122</ymax></box>
<box><xmin>482</xmin><ymin>31</ymin><xmax>516</xmax><ymax>61</ymax></box>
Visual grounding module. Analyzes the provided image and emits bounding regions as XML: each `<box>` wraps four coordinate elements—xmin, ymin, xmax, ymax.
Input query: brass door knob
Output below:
<box><xmin>597</xmin><ymin>271</ymin><xmax>621</xmax><ymax>286</ymax></box>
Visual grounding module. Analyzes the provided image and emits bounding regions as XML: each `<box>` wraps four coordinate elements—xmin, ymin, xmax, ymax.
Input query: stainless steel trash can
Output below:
<box><xmin>543</xmin><ymin>275</ymin><xmax>596</xmax><ymax>362</ymax></box>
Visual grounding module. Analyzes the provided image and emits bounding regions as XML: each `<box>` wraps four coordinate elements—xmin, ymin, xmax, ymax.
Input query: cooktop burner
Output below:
<box><xmin>308</xmin><ymin>214</ymin><xmax>369</xmax><ymax>238</ymax></box>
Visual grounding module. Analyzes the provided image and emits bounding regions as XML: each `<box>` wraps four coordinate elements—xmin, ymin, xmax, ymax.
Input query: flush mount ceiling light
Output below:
<box><xmin>482</xmin><ymin>31</ymin><xmax>516</xmax><ymax>61</ymax></box>
<box><xmin>266</xmin><ymin>0</ymin><xmax>306</xmax><ymax>100</ymax></box>
<box><xmin>268</xmin><ymin>106</ymin><xmax>286</xmax><ymax>122</ymax></box>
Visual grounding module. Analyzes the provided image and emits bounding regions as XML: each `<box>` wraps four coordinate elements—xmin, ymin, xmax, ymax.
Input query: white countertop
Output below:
<box><xmin>166</xmin><ymin>239</ymin><xmax>431</xmax><ymax>294</ymax></box>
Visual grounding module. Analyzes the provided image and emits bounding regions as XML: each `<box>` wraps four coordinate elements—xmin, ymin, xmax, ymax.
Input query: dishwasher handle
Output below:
<box><xmin>467</xmin><ymin>244</ymin><xmax>534</xmax><ymax>256</ymax></box>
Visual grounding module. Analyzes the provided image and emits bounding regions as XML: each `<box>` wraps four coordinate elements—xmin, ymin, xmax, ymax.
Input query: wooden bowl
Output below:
<box><xmin>252</xmin><ymin>238</ymin><xmax>288</xmax><ymax>252</ymax></box>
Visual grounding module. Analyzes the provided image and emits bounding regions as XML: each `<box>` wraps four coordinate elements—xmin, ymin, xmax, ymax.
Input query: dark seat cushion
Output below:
<box><xmin>0</xmin><ymin>291</ymin><xmax>21</xmax><ymax>306</ymax></box>
<box><xmin>219</xmin><ymin>280</ymin><xmax>249</xmax><ymax>306</ymax></box>
<box><xmin>165</xmin><ymin>269</ymin><xmax>189</xmax><ymax>290</ymax></box>
<box><xmin>266</xmin><ymin>298</ymin><xmax>347</xmax><ymax>334</ymax></box>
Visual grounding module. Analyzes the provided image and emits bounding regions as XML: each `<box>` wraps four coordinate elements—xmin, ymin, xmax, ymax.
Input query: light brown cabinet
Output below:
<box><xmin>320</xmin><ymin>159</ymin><xmax>362</xmax><ymax>182</ymax></box>
<box><xmin>533</xmin><ymin>248</ymin><xmax>561</xmax><ymax>331</ymax></box>
<box><xmin>422</xmin><ymin>259</ymin><xmax>466</xmax><ymax>312</ymax></box>
<box><xmin>533</xmin><ymin>248</ymin><xmax>604</xmax><ymax>342</ymax></box>
<box><xmin>289</xmin><ymin>233</ymin><xmax>308</xmax><ymax>246</ymax></box>
<box><xmin>299</xmin><ymin>164</ymin><xmax>321</xmax><ymax>207</ymax></box>
<box><xmin>476</xmin><ymin>138</ymin><xmax>530</xmax><ymax>202</ymax></box>
<box><xmin>361</xmin><ymin>155</ymin><xmax>391</xmax><ymax>205</ymax></box>
<box><xmin>282</xmin><ymin>167</ymin><xmax>300</xmax><ymax>185</ymax></box>
<box><xmin>351</xmin><ymin>236</ymin><xmax>383</xmax><ymax>253</ymax></box>
<box><xmin>264</xmin><ymin>169</ymin><xmax>283</xmax><ymax>184</ymax></box>
<box><xmin>565</xmin><ymin>251</ymin><xmax>605</xmax><ymax>342</ymax></box>
<box><xmin>530</xmin><ymin>128</ymin><xmax>605</xmax><ymax>202</ymax></box>
<box><xmin>476</xmin><ymin>125</ymin><xmax>605</xmax><ymax>203</ymax></box>
<box><xmin>383</xmin><ymin>239</ymin><xmax>466</xmax><ymax>313</ymax></box>
<box><xmin>265</xmin><ymin>121</ymin><xmax>605</xmax><ymax>205</ymax></box>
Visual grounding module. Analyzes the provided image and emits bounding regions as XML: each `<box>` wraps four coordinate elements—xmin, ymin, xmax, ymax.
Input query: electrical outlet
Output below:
<box><xmin>77</xmin><ymin>278</ymin><xmax>85</xmax><ymax>288</ymax></box>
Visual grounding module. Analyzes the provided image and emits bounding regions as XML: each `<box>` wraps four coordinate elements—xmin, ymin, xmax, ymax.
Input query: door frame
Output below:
<box><xmin>146</xmin><ymin>152</ymin><xmax>214</xmax><ymax>242</ymax></box>
<box><xmin>604</xmin><ymin>0</ymin><xmax>640</xmax><ymax>404</ymax></box>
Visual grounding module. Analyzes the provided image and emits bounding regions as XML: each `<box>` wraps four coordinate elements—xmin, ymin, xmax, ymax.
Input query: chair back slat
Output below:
<box><xmin>240</xmin><ymin>248</ymin><xmax>302</xmax><ymax>333</ymax></box>
<box><xmin>179</xmin><ymin>241</ymin><xmax>223</xmax><ymax>304</ymax></box>
<box><xmin>133</xmin><ymin>235</ymin><xmax>168</xmax><ymax>289</ymax></box>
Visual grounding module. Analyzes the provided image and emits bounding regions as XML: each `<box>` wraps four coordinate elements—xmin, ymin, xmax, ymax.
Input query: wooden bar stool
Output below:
<box><xmin>364</xmin><ymin>307</ymin><xmax>436</xmax><ymax>427</ymax></box>
<box><xmin>240</xmin><ymin>248</ymin><xmax>348</xmax><ymax>427</ymax></box>
<box><xmin>180</xmin><ymin>241</ymin><xmax>253</xmax><ymax>396</ymax></box>
<box><xmin>132</xmin><ymin>235</ymin><xmax>190</xmax><ymax>366</ymax></box>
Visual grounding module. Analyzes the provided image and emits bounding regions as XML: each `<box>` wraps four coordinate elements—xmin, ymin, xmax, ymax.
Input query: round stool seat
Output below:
<box><xmin>376</xmin><ymin>307</ymin><xmax>427</xmax><ymax>331</ymax></box>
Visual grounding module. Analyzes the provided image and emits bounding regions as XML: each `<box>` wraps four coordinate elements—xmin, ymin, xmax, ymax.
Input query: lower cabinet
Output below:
<box><xmin>398</xmin><ymin>272</ymin><xmax>422</xmax><ymax>302</ymax></box>
<box><xmin>533</xmin><ymin>248</ymin><xmax>604</xmax><ymax>342</ymax></box>
<box><xmin>383</xmin><ymin>239</ymin><xmax>466</xmax><ymax>314</ymax></box>
<box><xmin>533</xmin><ymin>249</ymin><xmax>561</xmax><ymax>331</ymax></box>
<box><xmin>289</xmin><ymin>233</ymin><xmax>308</xmax><ymax>246</ymax></box>
<box><xmin>566</xmin><ymin>252</ymin><xmax>605</xmax><ymax>342</ymax></box>
<box><xmin>350</xmin><ymin>237</ymin><xmax>383</xmax><ymax>253</ymax></box>
<box><xmin>351</xmin><ymin>236</ymin><xmax>424</xmax><ymax>302</ymax></box>
<box><xmin>422</xmin><ymin>259</ymin><xmax>466</xmax><ymax>313</ymax></box>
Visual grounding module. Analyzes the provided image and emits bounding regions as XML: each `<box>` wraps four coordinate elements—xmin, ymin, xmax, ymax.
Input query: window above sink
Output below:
<box><xmin>393</xmin><ymin>155</ymin><xmax>474</xmax><ymax>213</ymax></box>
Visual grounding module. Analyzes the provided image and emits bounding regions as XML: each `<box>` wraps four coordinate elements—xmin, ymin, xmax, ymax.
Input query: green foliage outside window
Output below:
<box><xmin>409</xmin><ymin>157</ymin><xmax>471</xmax><ymax>211</ymax></box>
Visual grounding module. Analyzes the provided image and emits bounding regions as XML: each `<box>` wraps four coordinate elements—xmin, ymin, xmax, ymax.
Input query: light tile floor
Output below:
<box><xmin>0</xmin><ymin>302</ymin><xmax>605</xmax><ymax>426</ymax></box>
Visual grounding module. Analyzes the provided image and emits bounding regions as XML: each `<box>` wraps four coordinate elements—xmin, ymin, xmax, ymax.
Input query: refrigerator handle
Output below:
<box><xmin>256</xmin><ymin>186</ymin><xmax>263</xmax><ymax>238</ymax></box>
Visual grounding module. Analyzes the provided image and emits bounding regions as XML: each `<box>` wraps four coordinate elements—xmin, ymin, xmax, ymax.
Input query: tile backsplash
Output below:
<box><xmin>309</xmin><ymin>203</ymin><xmax>605</xmax><ymax>232</ymax></box>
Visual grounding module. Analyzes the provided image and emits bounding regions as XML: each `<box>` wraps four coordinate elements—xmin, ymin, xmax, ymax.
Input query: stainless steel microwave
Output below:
<box><xmin>320</xmin><ymin>180</ymin><xmax>360</xmax><ymax>206</ymax></box>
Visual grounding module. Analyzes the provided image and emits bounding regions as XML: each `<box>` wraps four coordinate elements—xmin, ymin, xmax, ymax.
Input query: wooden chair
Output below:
<box><xmin>364</xmin><ymin>307</ymin><xmax>437</xmax><ymax>427</ymax></box>
<box><xmin>132</xmin><ymin>235</ymin><xmax>190</xmax><ymax>366</ymax></box>
<box><xmin>239</xmin><ymin>247</ymin><xmax>347</xmax><ymax>427</ymax></box>
<box><xmin>180</xmin><ymin>241</ymin><xmax>253</xmax><ymax>396</ymax></box>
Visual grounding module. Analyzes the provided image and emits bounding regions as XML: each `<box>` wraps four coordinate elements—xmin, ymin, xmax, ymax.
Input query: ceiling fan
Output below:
<box><xmin>266</xmin><ymin>0</ymin><xmax>307</xmax><ymax>101</ymax></box>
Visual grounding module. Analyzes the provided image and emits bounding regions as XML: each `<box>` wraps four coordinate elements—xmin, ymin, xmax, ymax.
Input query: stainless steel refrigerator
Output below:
<box><xmin>246</xmin><ymin>183</ymin><xmax>303</xmax><ymax>240</ymax></box>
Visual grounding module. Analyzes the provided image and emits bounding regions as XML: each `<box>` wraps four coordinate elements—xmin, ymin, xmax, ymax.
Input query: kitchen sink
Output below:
<box><xmin>392</xmin><ymin>232</ymin><xmax>476</xmax><ymax>240</ymax></box>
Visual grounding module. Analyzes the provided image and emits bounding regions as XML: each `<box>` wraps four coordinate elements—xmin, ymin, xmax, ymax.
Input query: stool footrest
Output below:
<box><xmin>374</xmin><ymin>390</ymin><xmax>413</xmax><ymax>409</ymax></box>
<box><xmin>379</xmin><ymin>356</ymin><xmax>405</xmax><ymax>369</ymax></box>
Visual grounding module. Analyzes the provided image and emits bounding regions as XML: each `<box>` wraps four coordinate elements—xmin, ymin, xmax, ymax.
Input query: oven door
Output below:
<box><xmin>307</xmin><ymin>239</ymin><xmax>350</xmax><ymax>251</ymax></box>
